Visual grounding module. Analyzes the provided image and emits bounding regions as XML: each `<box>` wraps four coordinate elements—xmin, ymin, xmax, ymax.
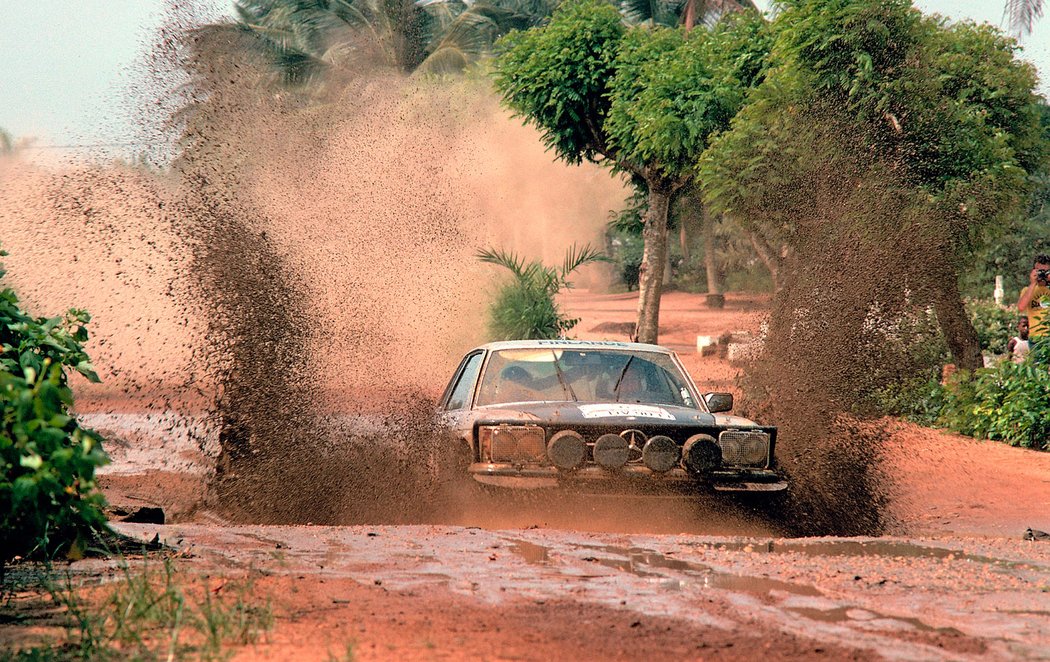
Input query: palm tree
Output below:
<box><xmin>476</xmin><ymin>244</ymin><xmax>609</xmax><ymax>339</ymax></box>
<box><xmin>232</xmin><ymin>0</ymin><xmax>557</xmax><ymax>92</ymax></box>
<box><xmin>1005</xmin><ymin>0</ymin><xmax>1045</xmax><ymax>37</ymax></box>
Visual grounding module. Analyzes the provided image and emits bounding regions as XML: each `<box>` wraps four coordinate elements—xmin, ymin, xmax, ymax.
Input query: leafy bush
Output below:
<box><xmin>966</xmin><ymin>298</ymin><xmax>1018</xmax><ymax>355</ymax></box>
<box><xmin>477</xmin><ymin>245</ymin><xmax>608</xmax><ymax>340</ymax></box>
<box><xmin>940</xmin><ymin>357</ymin><xmax>1050</xmax><ymax>449</ymax></box>
<box><xmin>605</xmin><ymin>192</ymin><xmax>646</xmax><ymax>291</ymax></box>
<box><xmin>606</xmin><ymin>230</ymin><xmax>643</xmax><ymax>291</ymax></box>
<box><xmin>872</xmin><ymin>376</ymin><xmax>947</xmax><ymax>427</ymax></box>
<box><xmin>0</xmin><ymin>253</ymin><xmax>106</xmax><ymax>564</ymax></box>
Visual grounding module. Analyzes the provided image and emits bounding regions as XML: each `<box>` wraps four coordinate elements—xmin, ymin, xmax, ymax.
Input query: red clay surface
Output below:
<box><xmin>13</xmin><ymin>290</ymin><xmax>1050</xmax><ymax>661</ymax></box>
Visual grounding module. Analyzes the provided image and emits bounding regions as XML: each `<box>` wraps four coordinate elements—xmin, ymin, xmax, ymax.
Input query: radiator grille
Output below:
<box><xmin>718</xmin><ymin>431</ymin><xmax>769</xmax><ymax>466</ymax></box>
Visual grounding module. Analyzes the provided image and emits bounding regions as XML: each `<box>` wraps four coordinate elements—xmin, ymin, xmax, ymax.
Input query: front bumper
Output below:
<box><xmin>468</xmin><ymin>462</ymin><xmax>787</xmax><ymax>493</ymax></box>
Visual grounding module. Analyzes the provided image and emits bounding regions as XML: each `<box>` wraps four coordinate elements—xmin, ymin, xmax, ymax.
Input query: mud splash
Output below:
<box><xmin>0</xmin><ymin>11</ymin><xmax>626</xmax><ymax>525</ymax></box>
<box><xmin>735</xmin><ymin>111</ymin><xmax>970</xmax><ymax>537</ymax></box>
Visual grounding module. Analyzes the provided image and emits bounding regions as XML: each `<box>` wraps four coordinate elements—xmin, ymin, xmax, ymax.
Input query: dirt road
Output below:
<box><xmin>65</xmin><ymin>292</ymin><xmax>1050</xmax><ymax>659</ymax></box>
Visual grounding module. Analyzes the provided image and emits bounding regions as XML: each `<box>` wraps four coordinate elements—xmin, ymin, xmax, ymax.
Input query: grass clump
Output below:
<box><xmin>1</xmin><ymin>555</ymin><xmax>273</xmax><ymax>661</ymax></box>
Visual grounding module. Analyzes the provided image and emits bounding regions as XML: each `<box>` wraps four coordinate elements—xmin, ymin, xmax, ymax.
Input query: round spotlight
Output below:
<box><xmin>547</xmin><ymin>430</ymin><xmax>586</xmax><ymax>470</ymax></box>
<box><xmin>682</xmin><ymin>434</ymin><xmax>721</xmax><ymax>474</ymax></box>
<box><xmin>642</xmin><ymin>435</ymin><xmax>679</xmax><ymax>473</ymax></box>
<box><xmin>593</xmin><ymin>433</ymin><xmax>630</xmax><ymax>469</ymax></box>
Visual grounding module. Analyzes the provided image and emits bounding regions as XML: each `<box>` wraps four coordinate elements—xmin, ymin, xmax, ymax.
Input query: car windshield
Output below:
<box><xmin>475</xmin><ymin>348</ymin><xmax>697</xmax><ymax>408</ymax></box>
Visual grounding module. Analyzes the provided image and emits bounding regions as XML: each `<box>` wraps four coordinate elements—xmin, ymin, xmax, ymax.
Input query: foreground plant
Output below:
<box><xmin>477</xmin><ymin>244</ymin><xmax>608</xmax><ymax>340</ymax></box>
<box><xmin>0</xmin><ymin>249</ymin><xmax>107</xmax><ymax>566</ymax></box>
<box><xmin>2</xmin><ymin>556</ymin><xmax>273</xmax><ymax>660</ymax></box>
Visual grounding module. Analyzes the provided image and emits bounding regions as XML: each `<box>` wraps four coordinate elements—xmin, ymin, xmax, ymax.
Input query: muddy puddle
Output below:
<box><xmin>110</xmin><ymin>522</ymin><xmax>1047</xmax><ymax>659</ymax></box>
<box><xmin>675</xmin><ymin>538</ymin><xmax>1027</xmax><ymax>567</ymax></box>
<box><xmin>511</xmin><ymin>539</ymin><xmax>823</xmax><ymax>596</ymax></box>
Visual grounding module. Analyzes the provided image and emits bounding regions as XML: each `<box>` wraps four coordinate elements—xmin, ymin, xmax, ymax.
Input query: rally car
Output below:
<box><xmin>437</xmin><ymin>340</ymin><xmax>786</xmax><ymax>495</ymax></box>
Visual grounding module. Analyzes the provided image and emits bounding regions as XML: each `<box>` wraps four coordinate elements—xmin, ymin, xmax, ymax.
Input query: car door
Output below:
<box><xmin>439</xmin><ymin>350</ymin><xmax>486</xmax><ymax>451</ymax></box>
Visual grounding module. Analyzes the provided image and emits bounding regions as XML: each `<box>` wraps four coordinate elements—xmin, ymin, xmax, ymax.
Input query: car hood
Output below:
<box><xmin>473</xmin><ymin>402</ymin><xmax>760</xmax><ymax>428</ymax></box>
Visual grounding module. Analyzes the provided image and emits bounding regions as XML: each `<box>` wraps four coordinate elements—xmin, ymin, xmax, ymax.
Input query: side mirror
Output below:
<box><xmin>704</xmin><ymin>392</ymin><xmax>733</xmax><ymax>413</ymax></box>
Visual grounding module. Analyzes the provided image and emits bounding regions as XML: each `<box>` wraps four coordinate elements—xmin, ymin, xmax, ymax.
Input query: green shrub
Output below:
<box><xmin>487</xmin><ymin>279</ymin><xmax>573</xmax><ymax>340</ymax></box>
<box><xmin>607</xmin><ymin>230</ymin><xmax>643</xmax><ymax>291</ymax></box>
<box><xmin>940</xmin><ymin>358</ymin><xmax>1050</xmax><ymax>449</ymax></box>
<box><xmin>966</xmin><ymin>298</ymin><xmax>1018</xmax><ymax>355</ymax></box>
<box><xmin>477</xmin><ymin>245</ymin><xmax>608</xmax><ymax>340</ymax></box>
<box><xmin>872</xmin><ymin>376</ymin><xmax>947</xmax><ymax>427</ymax></box>
<box><xmin>0</xmin><ymin>252</ymin><xmax>106</xmax><ymax>564</ymax></box>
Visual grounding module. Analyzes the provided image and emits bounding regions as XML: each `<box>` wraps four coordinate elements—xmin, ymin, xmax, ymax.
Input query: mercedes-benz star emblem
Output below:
<box><xmin>620</xmin><ymin>429</ymin><xmax>646</xmax><ymax>461</ymax></box>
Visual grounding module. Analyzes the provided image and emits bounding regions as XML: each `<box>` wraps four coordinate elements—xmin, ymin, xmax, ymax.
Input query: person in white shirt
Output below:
<box><xmin>1007</xmin><ymin>316</ymin><xmax>1030</xmax><ymax>364</ymax></box>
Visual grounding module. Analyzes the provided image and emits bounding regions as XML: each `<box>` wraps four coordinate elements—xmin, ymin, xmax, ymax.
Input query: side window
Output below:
<box><xmin>445</xmin><ymin>352</ymin><xmax>484</xmax><ymax>410</ymax></box>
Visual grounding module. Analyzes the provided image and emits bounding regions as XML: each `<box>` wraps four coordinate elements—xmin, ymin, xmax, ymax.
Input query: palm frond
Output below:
<box><xmin>476</xmin><ymin>247</ymin><xmax>530</xmax><ymax>279</ymax></box>
<box><xmin>620</xmin><ymin>0</ymin><xmax>684</xmax><ymax>27</ymax></box>
<box><xmin>415</xmin><ymin>46</ymin><xmax>471</xmax><ymax>74</ymax></box>
<box><xmin>430</xmin><ymin>10</ymin><xmax>501</xmax><ymax>57</ymax></box>
<box><xmin>1005</xmin><ymin>0</ymin><xmax>1045</xmax><ymax>37</ymax></box>
<box><xmin>561</xmin><ymin>243</ymin><xmax>611</xmax><ymax>278</ymax></box>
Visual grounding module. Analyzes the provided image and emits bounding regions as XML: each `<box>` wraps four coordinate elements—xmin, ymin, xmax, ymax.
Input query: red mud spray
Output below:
<box><xmin>0</xmin><ymin>9</ymin><xmax>624</xmax><ymax>526</ymax></box>
<box><xmin>0</xmin><ymin>12</ymin><xmax>942</xmax><ymax>535</ymax></box>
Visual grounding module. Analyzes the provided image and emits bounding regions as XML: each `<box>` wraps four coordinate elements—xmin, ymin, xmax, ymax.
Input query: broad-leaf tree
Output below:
<box><xmin>701</xmin><ymin>0</ymin><xmax>1046</xmax><ymax>370</ymax></box>
<box><xmin>0</xmin><ymin>129</ymin><xmax>13</xmax><ymax>155</ymax></box>
<box><xmin>494</xmin><ymin>0</ymin><xmax>770</xmax><ymax>342</ymax></box>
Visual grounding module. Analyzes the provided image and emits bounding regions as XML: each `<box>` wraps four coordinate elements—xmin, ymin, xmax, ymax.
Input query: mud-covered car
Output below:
<box><xmin>437</xmin><ymin>340</ymin><xmax>786</xmax><ymax>495</ymax></box>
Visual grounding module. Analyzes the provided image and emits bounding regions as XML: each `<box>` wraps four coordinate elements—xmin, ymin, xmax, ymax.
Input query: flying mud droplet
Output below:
<box><xmin>0</xmin><ymin>6</ymin><xmax>625</xmax><ymax>526</ymax></box>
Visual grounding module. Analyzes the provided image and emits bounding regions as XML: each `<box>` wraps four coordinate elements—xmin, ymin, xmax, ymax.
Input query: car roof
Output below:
<box><xmin>472</xmin><ymin>339</ymin><xmax>675</xmax><ymax>354</ymax></box>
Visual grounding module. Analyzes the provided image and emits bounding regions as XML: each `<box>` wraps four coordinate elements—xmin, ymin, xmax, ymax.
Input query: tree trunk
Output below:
<box><xmin>932</xmin><ymin>277</ymin><xmax>983</xmax><ymax>371</ymax></box>
<box><xmin>702</xmin><ymin>207</ymin><xmax>722</xmax><ymax>298</ymax></box>
<box><xmin>747</xmin><ymin>229</ymin><xmax>780</xmax><ymax>292</ymax></box>
<box><xmin>683</xmin><ymin>0</ymin><xmax>697</xmax><ymax>31</ymax></box>
<box><xmin>636</xmin><ymin>187</ymin><xmax>672</xmax><ymax>344</ymax></box>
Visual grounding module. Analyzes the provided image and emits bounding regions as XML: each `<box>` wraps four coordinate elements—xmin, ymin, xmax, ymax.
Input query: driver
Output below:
<box><xmin>498</xmin><ymin>365</ymin><xmax>537</xmax><ymax>402</ymax></box>
<box><xmin>616</xmin><ymin>367</ymin><xmax>649</xmax><ymax>403</ymax></box>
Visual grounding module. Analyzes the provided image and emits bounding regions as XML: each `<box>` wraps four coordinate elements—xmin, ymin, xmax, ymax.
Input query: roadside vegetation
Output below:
<box><xmin>0</xmin><ymin>249</ymin><xmax>107</xmax><ymax>567</ymax></box>
<box><xmin>0</xmin><ymin>250</ymin><xmax>271</xmax><ymax>659</ymax></box>
<box><xmin>1</xmin><ymin>557</ymin><xmax>273</xmax><ymax>660</ymax></box>
<box><xmin>477</xmin><ymin>244</ymin><xmax>608</xmax><ymax>339</ymax></box>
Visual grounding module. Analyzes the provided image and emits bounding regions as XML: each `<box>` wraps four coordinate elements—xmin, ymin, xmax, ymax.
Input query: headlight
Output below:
<box><xmin>478</xmin><ymin>425</ymin><xmax>546</xmax><ymax>463</ymax></box>
<box><xmin>718</xmin><ymin>430</ymin><xmax>769</xmax><ymax>466</ymax></box>
<box><xmin>547</xmin><ymin>430</ymin><xmax>586</xmax><ymax>470</ymax></box>
<box><xmin>642</xmin><ymin>435</ymin><xmax>679</xmax><ymax>473</ymax></box>
<box><xmin>683</xmin><ymin>434</ymin><xmax>720</xmax><ymax>474</ymax></box>
<box><xmin>593</xmin><ymin>433</ymin><xmax>629</xmax><ymax>469</ymax></box>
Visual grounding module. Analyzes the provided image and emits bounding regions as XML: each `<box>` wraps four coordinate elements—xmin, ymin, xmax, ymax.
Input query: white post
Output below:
<box><xmin>994</xmin><ymin>275</ymin><xmax>1004</xmax><ymax>306</ymax></box>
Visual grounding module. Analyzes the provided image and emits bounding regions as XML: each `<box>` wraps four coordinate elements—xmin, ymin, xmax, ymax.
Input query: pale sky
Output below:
<box><xmin>0</xmin><ymin>1</ymin><xmax>1047</xmax><ymax>160</ymax></box>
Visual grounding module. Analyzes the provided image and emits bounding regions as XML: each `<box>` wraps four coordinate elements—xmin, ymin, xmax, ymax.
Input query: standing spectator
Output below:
<box><xmin>1007</xmin><ymin>316</ymin><xmax>1030</xmax><ymax>364</ymax></box>
<box><xmin>1018</xmin><ymin>254</ymin><xmax>1050</xmax><ymax>343</ymax></box>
